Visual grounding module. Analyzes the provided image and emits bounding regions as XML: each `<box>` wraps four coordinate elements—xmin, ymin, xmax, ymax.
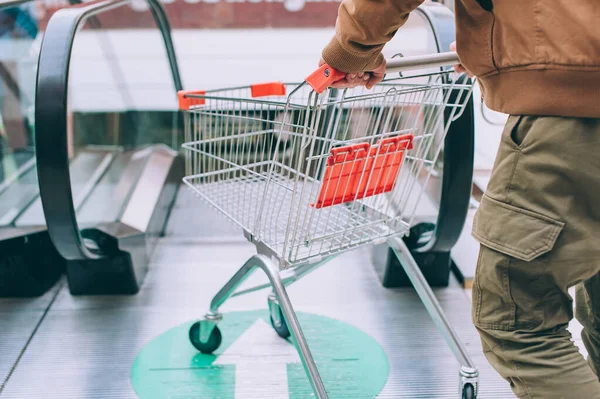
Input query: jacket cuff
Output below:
<box><xmin>321</xmin><ymin>36</ymin><xmax>384</xmax><ymax>74</ymax></box>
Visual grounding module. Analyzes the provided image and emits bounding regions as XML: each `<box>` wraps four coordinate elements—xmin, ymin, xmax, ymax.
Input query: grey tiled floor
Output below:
<box><xmin>0</xmin><ymin>188</ymin><xmax>533</xmax><ymax>398</ymax></box>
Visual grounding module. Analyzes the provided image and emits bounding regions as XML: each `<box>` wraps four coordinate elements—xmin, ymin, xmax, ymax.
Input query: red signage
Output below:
<box><xmin>38</xmin><ymin>0</ymin><xmax>340</xmax><ymax>29</ymax></box>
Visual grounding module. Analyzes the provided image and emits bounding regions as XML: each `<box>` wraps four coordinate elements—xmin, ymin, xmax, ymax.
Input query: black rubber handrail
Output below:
<box><xmin>411</xmin><ymin>3</ymin><xmax>475</xmax><ymax>253</ymax></box>
<box><xmin>35</xmin><ymin>0</ymin><xmax>183</xmax><ymax>261</ymax></box>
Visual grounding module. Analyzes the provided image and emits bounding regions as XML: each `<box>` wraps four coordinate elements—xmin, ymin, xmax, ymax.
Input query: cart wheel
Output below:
<box><xmin>189</xmin><ymin>322</ymin><xmax>222</xmax><ymax>354</ymax></box>
<box><xmin>270</xmin><ymin>307</ymin><xmax>291</xmax><ymax>339</ymax></box>
<box><xmin>462</xmin><ymin>383</ymin><xmax>476</xmax><ymax>399</ymax></box>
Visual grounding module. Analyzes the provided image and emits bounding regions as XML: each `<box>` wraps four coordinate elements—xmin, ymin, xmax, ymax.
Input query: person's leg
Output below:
<box><xmin>576</xmin><ymin>275</ymin><xmax>600</xmax><ymax>378</ymax></box>
<box><xmin>472</xmin><ymin>115</ymin><xmax>600</xmax><ymax>398</ymax></box>
<box><xmin>474</xmin><ymin>245</ymin><xmax>600</xmax><ymax>398</ymax></box>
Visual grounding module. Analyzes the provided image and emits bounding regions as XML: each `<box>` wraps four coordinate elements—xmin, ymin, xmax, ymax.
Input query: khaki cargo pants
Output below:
<box><xmin>472</xmin><ymin>115</ymin><xmax>600</xmax><ymax>398</ymax></box>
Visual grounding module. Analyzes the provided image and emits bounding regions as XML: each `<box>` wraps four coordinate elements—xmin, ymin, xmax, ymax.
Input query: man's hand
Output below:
<box><xmin>450</xmin><ymin>42</ymin><xmax>473</xmax><ymax>77</ymax></box>
<box><xmin>319</xmin><ymin>58</ymin><xmax>387</xmax><ymax>90</ymax></box>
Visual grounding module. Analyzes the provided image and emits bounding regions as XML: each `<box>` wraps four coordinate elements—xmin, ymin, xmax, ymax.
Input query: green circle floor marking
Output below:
<box><xmin>132</xmin><ymin>310</ymin><xmax>389</xmax><ymax>398</ymax></box>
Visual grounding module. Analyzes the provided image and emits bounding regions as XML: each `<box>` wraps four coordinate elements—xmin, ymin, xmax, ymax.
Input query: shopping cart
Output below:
<box><xmin>178</xmin><ymin>52</ymin><xmax>479</xmax><ymax>399</ymax></box>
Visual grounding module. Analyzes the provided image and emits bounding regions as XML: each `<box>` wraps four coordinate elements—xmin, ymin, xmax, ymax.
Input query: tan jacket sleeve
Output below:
<box><xmin>322</xmin><ymin>0</ymin><xmax>425</xmax><ymax>73</ymax></box>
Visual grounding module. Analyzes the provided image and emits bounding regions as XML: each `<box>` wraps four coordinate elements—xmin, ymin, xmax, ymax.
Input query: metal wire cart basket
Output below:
<box><xmin>178</xmin><ymin>52</ymin><xmax>479</xmax><ymax>399</ymax></box>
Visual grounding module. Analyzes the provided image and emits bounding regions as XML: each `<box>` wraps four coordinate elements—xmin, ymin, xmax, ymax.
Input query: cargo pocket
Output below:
<box><xmin>471</xmin><ymin>195</ymin><xmax>565</xmax><ymax>330</ymax></box>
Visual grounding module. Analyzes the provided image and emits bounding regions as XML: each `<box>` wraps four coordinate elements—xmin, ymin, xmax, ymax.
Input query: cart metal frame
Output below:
<box><xmin>179</xmin><ymin>51</ymin><xmax>479</xmax><ymax>398</ymax></box>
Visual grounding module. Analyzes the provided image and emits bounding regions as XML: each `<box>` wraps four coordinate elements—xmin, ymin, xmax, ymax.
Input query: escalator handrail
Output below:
<box><xmin>35</xmin><ymin>0</ymin><xmax>183</xmax><ymax>261</ymax></box>
<box><xmin>412</xmin><ymin>3</ymin><xmax>475</xmax><ymax>253</ymax></box>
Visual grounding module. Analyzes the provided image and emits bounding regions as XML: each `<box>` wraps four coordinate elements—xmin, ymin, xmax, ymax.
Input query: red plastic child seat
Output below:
<box><xmin>313</xmin><ymin>134</ymin><xmax>414</xmax><ymax>209</ymax></box>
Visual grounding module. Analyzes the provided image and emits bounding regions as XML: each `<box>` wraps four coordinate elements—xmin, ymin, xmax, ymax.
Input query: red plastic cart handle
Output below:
<box><xmin>178</xmin><ymin>90</ymin><xmax>206</xmax><ymax>110</ymax></box>
<box><xmin>251</xmin><ymin>82</ymin><xmax>286</xmax><ymax>98</ymax></box>
<box><xmin>306</xmin><ymin>52</ymin><xmax>461</xmax><ymax>94</ymax></box>
<box><xmin>305</xmin><ymin>64</ymin><xmax>346</xmax><ymax>94</ymax></box>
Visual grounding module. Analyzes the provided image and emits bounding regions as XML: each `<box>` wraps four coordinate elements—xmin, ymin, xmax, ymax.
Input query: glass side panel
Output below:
<box><xmin>0</xmin><ymin>1</ymin><xmax>67</xmax><ymax>226</ymax></box>
<box><xmin>0</xmin><ymin>1</ymin><xmax>40</xmax><ymax>186</ymax></box>
<box><xmin>61</xmin><ymin>4</ymin><xmax>179</xmax><ymax>225</ymax></box>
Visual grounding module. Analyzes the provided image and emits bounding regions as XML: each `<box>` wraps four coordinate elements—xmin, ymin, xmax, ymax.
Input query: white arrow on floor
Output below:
<box><xmin>214</xmin><ymin>318</ymin><xmax>300</xmax><ymax>399</ymax></box>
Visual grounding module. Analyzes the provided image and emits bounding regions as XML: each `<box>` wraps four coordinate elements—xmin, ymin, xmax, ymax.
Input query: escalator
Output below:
<box><xmin>29</xmin><ymin>0</ymin><xmax>472</xmax><ymax>297</ymax></box>
<box><xmin>0</xmin><ymin>0</ymin><xmax>183</xmax><ymax>297</ymax></box>
<box><xmin>34</xmin><ymin>0</ymin><xmax>184</xmax><ymax>295</ymax></box>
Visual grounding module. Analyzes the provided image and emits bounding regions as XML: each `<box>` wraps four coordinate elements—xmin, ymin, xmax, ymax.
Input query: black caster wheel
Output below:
<box><xmin>189</xmin><ymin>321</ymin><xmax>222</xmax><ymax>354</ymax></box>
<box><xmin>462</xmin><ymin>383</ymin><xmax>476</xmax><ymax>399</ymax></box>
<box><xmin>269</xmin><ymin>307</ymin><xmax>290</xmax><ymax>339</ymax></box>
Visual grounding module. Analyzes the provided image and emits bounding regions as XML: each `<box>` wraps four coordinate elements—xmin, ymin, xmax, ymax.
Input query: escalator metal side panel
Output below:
<box><xmin>14</xmin><ymin>150</ymin><xmax>115</xmax><ymax>227</ymax></box>
<box><xmin>0</xmin><ymin>225</ymin><xmax>45</xmax><ymax>241</ymax></box>
<box><xmin>119</xmin><ymin>147</ymin><xmax>178</xmax><ymax>233</ymax></box>
<box><xmin>141</xmin><ymin>148</ymin><xmax>183</xmax><ymax>259</ymax></box>
<box><xmin>76</xmin><ymin>150</ymin><xmax>146</xmax><ymax>228</ymax></box>
<box><xmin>0</xmin><ymin>162</ymin><xmax>39</xmax><ymax>226</ymax></box>
<box><xmin>0</xmin><ymin>154</ymin><xmax>35</xmax><ymax>197</ymax></box>
<box><xmin>72</xmin><ymin>151</ymin><xmax>116</xmax><ymax>210</ymax></box>
<box><xmin>118</xmin><ymin>147</ymin><xmax>183</xmax><ymax>292</ymax></box>
<box><xmin>65</xmin><ymin>145</ymin><xmax>183</xmax><ymax>295</ymax></box>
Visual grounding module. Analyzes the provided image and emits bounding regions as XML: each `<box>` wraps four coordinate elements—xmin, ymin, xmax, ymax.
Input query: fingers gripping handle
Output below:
<box><xmin>305</xmin><ymin>52</ymin><xmax>460</xmax><ymax>93</ymax></box>
<box><xmin>306</xmin><ymin>64</ymin><xmax>346</xmax><ymax>94</ymax></box>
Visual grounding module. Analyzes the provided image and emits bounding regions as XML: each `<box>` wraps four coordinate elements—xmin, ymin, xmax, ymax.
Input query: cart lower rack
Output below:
<box><xmin>179</xmin><ymin>52</ymin><xmax>478</xmax><ymax>399</ymax></box>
